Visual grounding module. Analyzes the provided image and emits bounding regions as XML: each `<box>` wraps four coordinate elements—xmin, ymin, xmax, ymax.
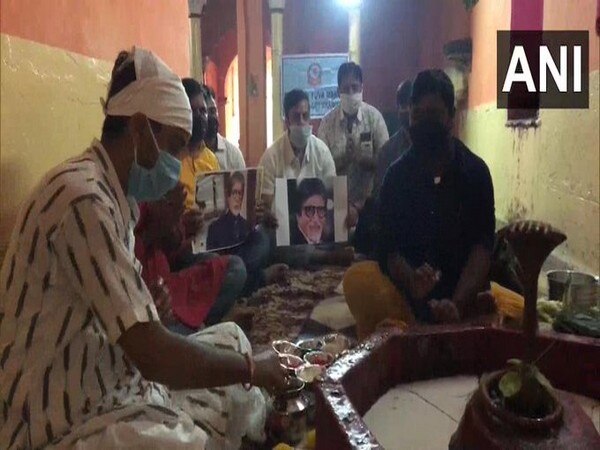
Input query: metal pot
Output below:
<box><xmin>267</xmin><ymin>378</ymin><xmax>309</xmax><ymax>445</ymax></box>
<box><xmin>547</xmin><ymin>270</ymin><xmax>599</xmax><ymax>310</ymax></box>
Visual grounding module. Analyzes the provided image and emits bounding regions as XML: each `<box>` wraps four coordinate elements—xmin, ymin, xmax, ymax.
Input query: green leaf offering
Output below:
<box><xmin>499</xmin><ymin>371</ymin><xmax>522</xmax><ymax>398</ymax></box>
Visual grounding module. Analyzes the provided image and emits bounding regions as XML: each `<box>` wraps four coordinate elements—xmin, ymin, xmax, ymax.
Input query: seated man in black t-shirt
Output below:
<box><xmin>344</xmin><ymin>69</ymin><xmax>496</xmax><ymax>337</ymax></box>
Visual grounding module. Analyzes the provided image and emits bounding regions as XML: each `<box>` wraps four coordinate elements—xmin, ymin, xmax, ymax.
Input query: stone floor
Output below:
<box><xmin>364</xmin><ymin>376</ymin><xmax>478</xmax><ymax>450</ymax></box>
<box><xmin>364</xmin><ymin>376</ymin><xmax>600</xmax><ymax>450</ymax></box>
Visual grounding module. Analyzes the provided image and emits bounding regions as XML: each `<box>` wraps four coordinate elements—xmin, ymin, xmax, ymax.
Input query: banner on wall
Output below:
<box><xmin>281</xmin><ymin>54</ymin><xmax>349</xmax><ymax>119</ymax></box>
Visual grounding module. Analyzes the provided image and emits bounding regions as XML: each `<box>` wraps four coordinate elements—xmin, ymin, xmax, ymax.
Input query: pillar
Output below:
<box><xmin>348</xmin><ymin>5</ymin><xmax>361</xmax><ymax>64</ymax></box>
<box><xmin>269</xmin><ymin>0</ymin><xmax>286</xmax><ymax>139</ymax></box>
<box><xmin>237</xmin><ymin>0</ymin><xmax>267</xmax><ymax>165</ymax></box>
<box><xmin>188</xmin><ymin>0</ymin><xmax>207</xmax><ymax>81</ymax></box>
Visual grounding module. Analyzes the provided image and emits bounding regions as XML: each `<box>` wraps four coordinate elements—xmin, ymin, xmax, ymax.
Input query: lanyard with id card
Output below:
<box><xmin>360</xmin><ymin>131</ymin><xmax>373</xmax><ymax>157</ymax></box>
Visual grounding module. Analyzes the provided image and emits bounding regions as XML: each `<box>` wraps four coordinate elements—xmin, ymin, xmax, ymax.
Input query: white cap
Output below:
<box><xmin>104</xmin><ymin>47</ymin><xmax>192</xmax><ymax>135</ymax></box>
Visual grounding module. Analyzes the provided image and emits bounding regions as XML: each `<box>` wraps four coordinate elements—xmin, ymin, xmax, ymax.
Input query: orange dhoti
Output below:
<box><xmin>343</xmin><ymin>261</ymin><xmax>416</xmax><ymax>340</ymax></box>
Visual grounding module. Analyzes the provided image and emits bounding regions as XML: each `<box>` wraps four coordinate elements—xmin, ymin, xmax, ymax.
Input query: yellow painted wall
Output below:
<box><xmin>0</xmin><ymin>0</ymin><xmax>191</xmax><ymax>261</ymax></box>
<box><xmin>463</xmin><ymin>0</ymin><xmax>600</xmax><ymax>273</ymax></box>
<box><xmin>0</xmin><ymin>35</ymin><xmax>112</xmax><ymax>255</ymax></box>
<box><xmin>462</xmin><ymin>71</ymin><xmax>599</xmax><ymax>273</ymax></box>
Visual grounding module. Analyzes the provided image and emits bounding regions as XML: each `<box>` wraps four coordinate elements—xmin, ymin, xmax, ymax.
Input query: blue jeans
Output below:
<box><xmin>168</xmin><ymin>253</ymin><xmax>247</xmax><ymax>335</ymax></box>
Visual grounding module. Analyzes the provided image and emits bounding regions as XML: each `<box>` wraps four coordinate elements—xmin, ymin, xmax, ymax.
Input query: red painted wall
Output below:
<box><xmin>0</xmin><ymin>0</ymin><xmax>190</xmax><ymax>75</ymax></box>
<box><xmin>283</xmin><ymin>0</ymin><xmax>348</xmax><ymax>55</ymax></box>
<box><xmin>201</xmin><ymin>0</ymin><xmax>471</xmax><ymax>123</ymax></box>
<box><xmin>361</xmin><ymin>0</ymin><xmax>421</xmax><ymax>113</ymax></box>
<box><xmin>416</xmin><ymin>0</ymin><xmax>471</xmax><ymax>72</ymax></box>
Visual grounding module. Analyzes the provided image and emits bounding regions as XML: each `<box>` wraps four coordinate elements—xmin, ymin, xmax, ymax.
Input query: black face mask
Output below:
<box><xmin>409</xmin><ymin>120</ymin><xmax>450</xmax><ymax>157</ymax></box>
<box><xmin>206</xmin><ymin>115</ymin><xmax>219</xmax><ymax>140</ymax></box>
<box><xmin>190</xmin><ymin>114</ymin><xmax>206</xmax><ymax>146</ymax></box>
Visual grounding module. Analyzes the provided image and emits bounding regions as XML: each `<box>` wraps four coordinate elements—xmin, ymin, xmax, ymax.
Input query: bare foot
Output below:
<box><xmin>474</xmin><ymin>291</ymin><xmax>497</xmax><ymax>315</ymax></box>
<box><xmin>263</xmin><ymin>263</ymin><xmax>289</xmax><ymax>285</ymax></box>
<box><xmin>458</xmin><ymin>291</ymin><xmax>497</xmax><ymax>319</ymax></box>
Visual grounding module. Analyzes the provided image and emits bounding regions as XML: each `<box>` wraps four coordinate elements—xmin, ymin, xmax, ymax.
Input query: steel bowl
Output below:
<box><xmin>272</xmin><ymin>340</ymin><xmax>302</xmax><ymax>357</ymax></box>
<box><xmin>303</xmin><ymin>351</ymin><xmax>335</xmax><ymax>367</ymax></box>
<box><xmin>321</xmin><ymin>333</ymin><xmax>352</xmax><ymax>356</ymax></box>
<box><xmin>279</xmin><ymin>353</ymin><xmax>304</xmax><ymax>376</ymax></box>
<box><xmin>268</xmin><ymin>377</ymin><xmax>309</xmax><ymax>445</ymax></box>
<box><xmin>296</xmin><ymin>337</ymin><xmax>324</xmax><ymax>353</ymax></box>
<box><xmin>296</xmin><ymin>363</ymin><xmax>325</xmax><ymax>384</ymax></box>
<box><xmin>547</xmin><ymin>270</ymin><xmax>599</xmax><ymax>310</ymax></box>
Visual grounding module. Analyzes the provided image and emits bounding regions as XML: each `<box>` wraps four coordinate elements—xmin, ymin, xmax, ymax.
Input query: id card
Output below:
<box><xmin>360</xmin><ymin>131</ymin><xmax>373</xmax><ymax>157</ymax></box>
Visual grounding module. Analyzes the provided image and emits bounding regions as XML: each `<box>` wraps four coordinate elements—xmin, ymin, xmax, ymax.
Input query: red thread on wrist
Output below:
<box><xmin>243</xmin><ymin>353</ymin><xmax>255</xmax><ymax>391</ymax></box>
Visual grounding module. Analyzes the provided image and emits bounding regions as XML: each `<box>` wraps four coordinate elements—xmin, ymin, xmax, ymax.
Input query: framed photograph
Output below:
<box><xmin>275</xmin><ymin>176</ymin><xmax>348</xmax><ymax>247</ymax></box>
<box><xmin>192</xmin><ymin>168</ymin><xmax>262</xmax><ymax>253</ymax></box>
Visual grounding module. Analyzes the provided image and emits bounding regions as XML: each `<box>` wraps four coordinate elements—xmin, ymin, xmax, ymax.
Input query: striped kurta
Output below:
<box><xmin>0</xmin><ymin>140</ymin><xmax>264</xmax><ymax>449</ymax></box>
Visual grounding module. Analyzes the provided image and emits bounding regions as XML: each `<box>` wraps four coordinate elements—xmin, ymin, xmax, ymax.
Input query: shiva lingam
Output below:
<box><xmin>449</xmin><ymin>220</ymin><xmax>599</xmax><ymax>449</ymax></box>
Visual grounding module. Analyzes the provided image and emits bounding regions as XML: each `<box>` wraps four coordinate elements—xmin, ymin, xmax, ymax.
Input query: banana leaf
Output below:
<box><xmin>553</xmin><ymin>312</ymin><xmax>600</xmax><ymax>338</ymax></box>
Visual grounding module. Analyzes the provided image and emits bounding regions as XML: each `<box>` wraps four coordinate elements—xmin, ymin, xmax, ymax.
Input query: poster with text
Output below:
<box><xmin>275</xmin><ymin>176</ymin><xmax>348</xmax><ymax>247</ymax></box>
<box><xmin>281</xmin><ymin>54</ymin><xmax>348</xmax><ymax>119</ymax></box>
<box><xmin>192</xmin><ymin>168</ymin><xmax>262</xmax><ymax>253</ymax></box>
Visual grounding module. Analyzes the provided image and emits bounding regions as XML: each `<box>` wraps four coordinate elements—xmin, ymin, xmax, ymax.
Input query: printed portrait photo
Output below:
<box><xmin>289</xmin><ymin>178</ymin><xmax>333</xmax><ymax>245</ymax></box>
<box><xmin>192</xmin><ymin>169</ymin><xmax>260</xmax><ymax>253</ymax></box>
<box><xmin>275</xmin><ymin>176</ymin><xmax>348</xmax><ymax>247</ymax></box>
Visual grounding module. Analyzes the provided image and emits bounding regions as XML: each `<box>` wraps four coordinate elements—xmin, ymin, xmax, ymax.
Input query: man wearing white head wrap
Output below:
<box><xmin>0</xmin><ymin>48</ymin><xmax>284</xmax><ymax>450</ymax></box>
<box><xmin>104</xmin><ymin>47</ymin><xmax>193</xmax><ymax>135</ymax></box>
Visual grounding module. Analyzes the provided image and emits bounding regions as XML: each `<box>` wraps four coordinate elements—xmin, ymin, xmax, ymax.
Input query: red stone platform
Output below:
<box><xmin>315</xmin><ymin>325</ymin><xmax>600</xmax><ymax>449</ymax></box>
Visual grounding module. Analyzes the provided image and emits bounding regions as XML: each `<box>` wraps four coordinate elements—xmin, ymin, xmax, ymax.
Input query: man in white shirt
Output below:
<box><xmin>258</xmin><ymin>89</ymin><xmax>353</xmax><ymax>267</ymax></box>
<box><xmin>260</xmin><ymin>89</ymin><xmax>336</xmax><ymax>207</ymax></box>
<box><xmin>204</xmin><ymin>86</ymin><xmax>246</xmax><ymax>170</ymax></box>
<box><xmin>318</xmin><ymin>62</ymin><xmax>389</xmax><ymax>228</ymax></box>
<box><xmin>0</xmin><ymin>48</ymin><xmax>283</xmax><ymax>450</ymax></box>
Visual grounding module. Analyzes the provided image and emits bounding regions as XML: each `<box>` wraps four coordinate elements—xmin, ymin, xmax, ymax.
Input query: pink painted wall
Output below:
<box><xmin>1</xmin><ymin>0</ymin><xmax>190</xmax><ymax>74</ymax></box>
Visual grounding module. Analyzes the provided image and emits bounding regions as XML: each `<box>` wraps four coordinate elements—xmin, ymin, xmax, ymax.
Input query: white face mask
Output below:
<box><xmin>339</xmin><ymin>92</ymin><xmax>363</xmax><ymax>115</ymax></box>
<box><xmin>288</xmin><ymin>125</ymin><xmax>312</xmax><ymax>149</ymax></box>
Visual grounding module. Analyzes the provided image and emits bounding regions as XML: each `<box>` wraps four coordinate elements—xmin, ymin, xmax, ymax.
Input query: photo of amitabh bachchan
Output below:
<box><xmin>206</xmin><ymin>171</ymin><xmax>254</xmax><ymax>250</ymax></box>
<box><xmin>288</xmin><ymin>178</ymin><xmax>334</xmax><ymax>245</ymax></box>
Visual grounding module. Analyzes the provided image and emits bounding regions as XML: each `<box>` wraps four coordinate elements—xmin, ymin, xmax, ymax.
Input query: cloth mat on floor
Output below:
<box><xmin>235</xmin><ymin>266</ymin><xmax>346</xmax><ymax>351</ymax></box>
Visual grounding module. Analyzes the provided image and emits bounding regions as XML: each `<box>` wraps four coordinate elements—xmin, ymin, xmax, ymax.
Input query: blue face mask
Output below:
<box><xmin>127</xmin><ymin>149</ymin><xmax>182</xmax><ymax>202</ymax></box>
